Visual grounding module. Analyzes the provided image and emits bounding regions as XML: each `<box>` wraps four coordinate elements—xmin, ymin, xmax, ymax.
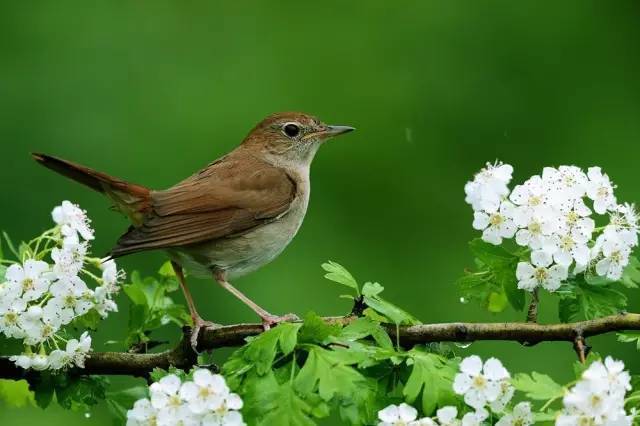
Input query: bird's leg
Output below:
<box><xmin>213</xmin><ymin>269</ymin><xmax>299</xmax><ymax>330</ymax></box>
<box><xmin>171</xmin><ymin>261</ymin><xmax>220</xmax><ymax>351</ymax></box>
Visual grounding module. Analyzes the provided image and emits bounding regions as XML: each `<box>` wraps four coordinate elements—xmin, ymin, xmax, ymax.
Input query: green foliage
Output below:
<box><xmin>558</xmin><ymin>276</ymin><xmax>627</xmax><ymax>322</ymax></box>
<box><xmin>105</xmin><ymin>386</ymin><xmax>148</xmax><ymax>423</ymax></box>
<box><xmin>403</xmin><ymin>349</ymin><xmax>458</xmax><ymax>415</ymax></box>
<box><xmin>617</xmin><ymin>332</ymin><xmax>640</xmax><ymax>350</ymax></box>
<box><xmin>512</xmin><ymin>372</ymin><xmax>564</xmax><ymax>400</ymax></box>
<box><xmin>323</xmin><ymin>262</ymin><xmax>419</xmax><ymax>325</ymax></box>
<box><xmin>322</xmin><ymin>261</ymin><xmax>360</xmax><ymax>296</ymax></box>
<box><xmin>458</xmin><ymin>239</ymin><xmax>523</xmax><ymax>313</ymax></box>
<box><xmin>0</xmin><ymin>379</ymin><xmax>35</xmax><ymax>408</ymax></box>
<box><xmin>30</xmin><ymin>374</ymin><xmax>108</xmax><ymax>412</ymax></box>
<box><xmin>122</xmin><ymin>263</ymin><xmax>191</xmax><ymax>348</ymax></box>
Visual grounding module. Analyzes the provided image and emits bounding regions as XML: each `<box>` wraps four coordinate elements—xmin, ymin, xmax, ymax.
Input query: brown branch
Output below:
<box><xmin>1</xmin><ymin>313</ymin><xmax>639</xmax><ymax>380</ymax></box>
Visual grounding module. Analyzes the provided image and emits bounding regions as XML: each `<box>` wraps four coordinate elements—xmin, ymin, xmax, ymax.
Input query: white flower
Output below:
<box><xmin>461</xmin><ymin>409</ymin><xmax>488</xmax><ymax>426</ymax></box>
<box><xmin>377</xmin><ymin>402</ymin><xmax>419</xmax><ymax>426</ymax></box>
<box><xmin>465</xmin><ymin>161</ymin><xmax>513</xmax><ymax>212</ymax></box>
<box><xmin>516</xmin><ymin>251</ymin><xmax>568</xmax><ymax>292</ymax></box>
<box><xmin>179</xmin><ymin>369</ymin><xmax>230</xmax><ymax>415</ymax></box>
<box><xmin>150</xmin><ymin>374</ymin><xmax>185</xmax><ymax>412</ymax></box>
<box><xmin>586</xmin><ymin>167</ymin><xmax>617</xmax><ymax>214</ymax></box>
<box><xmin>514</xmin><ymin>207</ymin><xmax>558</xmax><ymax>250</ymax></box>
<box><xmin>496</xmin><ymin>402</ymin><xmax>533</xmax><ymax>426</ymax></box>
<box><xmin>10</xmin><ymin>353</ymin><xmax>34</xmax><ymax>369</ymax></box>
<box><xmin>127</xmin><ymin>398</ymin><xmax>158</xmax><ymax>426</ymax></box>
<box><xmin>52</xmin><ymin>201</ymin><xmax>94</xmax><ymax>242</ymax></box>
<box><xmin>473</xmin><ymin>202</ymin><xmax>517</xmax><ymax>245</ymax></box>
<box><xmin>555</xmin><ymin>199</ymin><xmax>594</xmax><ymax>239</ymax></box>
<box><xmin>542</xmin><ymin>166</ymin><xmax>588</xmax><ymax>203</ymax></box>
<box><xmin>94</xmin><ymin>286</ymin><xmax>118</xmax><ymax>318</ymax></box>
<box><xmin>201</xmin><ymin>396</ymin><xmax>246</xmax><ymax>426</ymax></box>
<box><xmin>100</xmin><ymin>259</ymin><xmax>124</xmax><ymax>291</ymax></box>
<box><xmin>558</xmin><ymin>357</ymin><xmax>632</xmax><ymax>426</ymax></box>
<box><xmin>0</xmin><ymin>296</ymin><xmax>27</xmax><ymax>339</ymax></box>
<box><xmin>582</xmin><ymin>357</ymin><xmax>631</xmax><ymax>398</ymax></box>
<box><xmin>65</xmin><ymin>331</ymin><xmax>92</xmax><ymax>368</ymax></box>
<box><xmin>595</xmin><ymin>237</ymin><xmax>631</xmax><ymax>280</ymax></box>
<box><xmin>48</xmin><ymin>349</ymin><xmax>72</xmax><ymax>370</ymax></box>
<box><xmin>47</xmin><ymin>276</ymin><xmax>94</xmax><ymax>322</ymax></box>
<box><xmin>549</xmin><ymin>228</ymin><xmax>591</xmax><ymax>268</ymax></box>
<box><xmin>30</xmin><ymin>354</ymin><xmax>50</xmax><ymax>371</ymax></box>
<box><xmin>5</xmin><ymin>259</ymin><xmax>51</xmax><ymax>302</ymax></box>
<box><xmin>488</xmin><ymin>379</ymin><xmax>516</xmax><ymax>413</ymax></box>
<box><xmin>453</xmin><ymin>356</ymin><xmax>510</xmax><ymax>410</ymax></box>
<box><xmin>436</xmin><ymin>406</ymin><xmax>460</xmax><ymax>426</ymax></box>
<box><xmin>51</xmin><ymin>242</ymin><xmax>87</xmax><ymax>280</ymax></box>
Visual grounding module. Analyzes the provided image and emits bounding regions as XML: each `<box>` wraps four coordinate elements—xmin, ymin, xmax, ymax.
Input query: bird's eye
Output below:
<box><xmin>282</xmin><ymin>123</ymin><xmax>301</xmax><ymax>138</ymax></box>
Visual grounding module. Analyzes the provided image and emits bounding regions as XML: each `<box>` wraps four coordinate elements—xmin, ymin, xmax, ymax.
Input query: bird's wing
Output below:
<box><xmin>109</xmin><ymin>156</ymin><xmax>296</xmax><ymax>257</ymax></box>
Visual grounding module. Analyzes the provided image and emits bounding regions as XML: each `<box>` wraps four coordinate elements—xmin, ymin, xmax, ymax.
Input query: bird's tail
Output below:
<box><xmin>32</xmin><ymin>153</ymin><xmax>151</xmax><ymax>225</ymax></box>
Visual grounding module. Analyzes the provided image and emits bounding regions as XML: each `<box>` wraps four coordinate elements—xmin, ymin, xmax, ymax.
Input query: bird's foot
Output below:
<box><xmin>260</xmin><ymin>313</ymin><xmax>300</xmax><ymax>331</ymax></box>
<box><xmin>190</xmin><ymin>318</ymin><xmax>222</xmax><ymax>352</ymax></box>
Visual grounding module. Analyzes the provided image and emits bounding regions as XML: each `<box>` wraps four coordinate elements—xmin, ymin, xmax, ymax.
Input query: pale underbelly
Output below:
<box><xmin>166</xmin><ymin>213</ymin><xmax>303</xmax><ymax>280</ymax></box>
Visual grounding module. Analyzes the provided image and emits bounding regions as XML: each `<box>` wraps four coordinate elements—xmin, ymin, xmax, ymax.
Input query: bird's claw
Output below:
<box><xmin>190</xmin><ymin>318</ymin><xmax>222</xmax><ymax>353</ymax></box>
<box><xmin>260</xmin><ymin>313</ymin><xmax>300</xmax><ymax>331</ymax></box>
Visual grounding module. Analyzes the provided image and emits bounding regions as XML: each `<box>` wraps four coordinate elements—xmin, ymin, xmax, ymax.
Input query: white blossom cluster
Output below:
<box><xmin>378</xmin><ymin>356</ymin><xmax>532</xmax><ymax>426</ymax></box>
<box><xmin>557</xmin><ymin>357</ymin><xmax>635</xmax><ymax>426</ymax></box>
<box><xmin>465</xmin><ymin>162</ymin><xmax>639</xmax><ymax>292</ymax></box>
<box><xmin>127</xmin><ymin>369</ymin><xmax>245</xmax><ymax>426</ymax></box>
<box><xmin>0</xmin><ymin>201</ymin><xmax>123</xmax><ymax>370</ymax></box>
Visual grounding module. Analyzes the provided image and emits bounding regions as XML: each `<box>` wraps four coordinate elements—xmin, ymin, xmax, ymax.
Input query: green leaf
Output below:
<box><xmin>298</xmin><ymin>312</ymin><xmax>341</xmax><ymax>344</ymax></box>
<box><xmin>487</xmin><ymin>290</ymin><xmax>508</xmax><ymax>313</ymax></box>
<box><xmin>617</xmin><ymin>332</ymin><xmax>640</xmax><ymax>350</ymax></box>
<box><xmin>338</xmin><ymin>317</ymin><xmax>393</xmax><ymax>349</ymax></box>
<box><xmin>259</xmin><ymin>381</ymin><xmax>321</xmax><ymax>426</ymax></box>
<box><xmin>105</xmin><ymin>386</ymin><xmax>148</xmax><ymax>422</ymax></box>
<box><xmin>460</xmin><ymin>239</ymin><xmax>523</xmax><ymax>312</ymax></box>
<box><xmin>245</xmin><ymin>323</ymin><xmax>301</xmax><ymax>375</ymax></box>
<box><xmin>0</xmin><ymin>379</ymin><xmax>35</xmax><ymax>408</ymax></box>
<box><xmin>621</xmin><ymin>256</ymin><xmax>640</xmax><ymax>288</ymax></box>
<box><xmin>295</xmin><ymin>346</ymin><xmax>371</xmax><ymax>402</ymax></box>
<box><xmin>403</xmin><ymin>350</ymin><xmax>458</xmax><ymax>415</ymax></box>
<box><xmin>362</xmin><ymin>282</ymin><xmax>384</xmax><ymax>297</ymax></box>
<box><xmin>54</xmin><ymin>375</ymin><xmax>108</xmax><ymax>412</ymax></box>
<box><xmin>158</xmin><ymin>261</ymin><xmax>176</xmax><ymax>277</ymax></box>
<box><xmin>512</xmin><ymin>372</ymin><xmax>563</xmax><ymax>400</ymax></box>
<box><xmin>363</xmin><ymin>294</ymin><xmax>420</xmax><ymax>325</ymax></box>
<box><xmin>558</xmin><ymin>277</ymin><xmax>627</xmax><ymax>321</ymax></box>
<box><xmin>322</xmin><ymin>261</ymin><xmax>360</xmax><ymax>295</ymax></box>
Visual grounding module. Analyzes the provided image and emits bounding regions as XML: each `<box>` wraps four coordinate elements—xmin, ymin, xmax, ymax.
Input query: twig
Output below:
<box><xmin>526</xmin><ymin>288</ymin><xmax>539</xmax><ymax>323</ymax></box>
<box><xmin>1</xmin><ymin>313</ymin><xmax>639</xmax><ymax>379</ymax></box>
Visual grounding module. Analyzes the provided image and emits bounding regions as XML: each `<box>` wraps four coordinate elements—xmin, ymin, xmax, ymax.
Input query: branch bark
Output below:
<box><xmin>1</xmin><ymin>313</ymin><xmax>639</xmax><ymax>380</ymax></box>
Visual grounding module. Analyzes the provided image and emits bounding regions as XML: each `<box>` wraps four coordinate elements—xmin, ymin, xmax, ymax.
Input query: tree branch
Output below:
<box><xmin>1</xmin><ymin>313</ymin><xmax>639</xmax><ymax>380</ymax></box>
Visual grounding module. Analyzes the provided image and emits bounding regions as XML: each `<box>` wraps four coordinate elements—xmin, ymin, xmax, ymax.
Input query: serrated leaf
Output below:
<box><xmin>512</xmin><ymin>372</ymin><xmax>563</xmax><ymax>400</ymax></box>
<box><xmin>259</xmin><ymin>381</ymin><xmax>321</xmax><ymax>426</ymax></box>
<box><xmin>403</xmin><ymin>350</ymin><xmax>458</xmax><ymax>415</ymax></box>
<box><xmin>295</xmin><ymin>346</ymin><xmax>370</xmax><ymax>402</ymax></box>
<box><xmin>338</xmin><ymin>317</ymin><xmax>393</xmax><ymax>349</ymax></box>
<box><xmin>322</xmin><ymin>261</ymin><xmax>360</xmax><ymax>294</ymax></box>
<box><xmin>298</xmin><ymin>312</ymin><xmax>341</xmax><ymax>344</ymax></box>
<box><xmin>362</xmin><ymin>282</ymin><xmax>384</xmax><ymax>297</ymax></box>
<box><xmin>621</xmin><ymin>256</ymin><xmax>640</xmax><ymax>288</ymax></box>
<box><xmin>245</xmin><ymin>323</ymin><xmax>301</xmax><ymax>375</ymax></box>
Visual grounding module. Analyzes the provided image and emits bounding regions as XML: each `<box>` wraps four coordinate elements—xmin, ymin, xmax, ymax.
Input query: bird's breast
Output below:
<box><xmin>170</xmin><ymin>170</ymin><xmax>311</xmax><ymax>280</ymax></box>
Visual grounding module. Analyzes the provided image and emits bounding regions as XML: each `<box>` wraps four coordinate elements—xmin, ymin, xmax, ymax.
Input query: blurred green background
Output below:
<box><xmin>1</xmin><ymin>1</ymin><xmax>640</xmax><ymax>424</ymax></box>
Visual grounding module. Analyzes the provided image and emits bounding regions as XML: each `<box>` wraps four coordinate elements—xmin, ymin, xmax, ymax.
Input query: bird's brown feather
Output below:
<box><xmin>109</xmin><ymin>153</ymin><xmax>296</xmax><ymax>257</ymax></box>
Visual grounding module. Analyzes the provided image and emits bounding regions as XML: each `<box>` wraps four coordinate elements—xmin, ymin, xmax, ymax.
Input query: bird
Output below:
<box><xmin>32</xmin><ymin>112</ymin><xmax>355</xmax><ymax>349</ymax></box>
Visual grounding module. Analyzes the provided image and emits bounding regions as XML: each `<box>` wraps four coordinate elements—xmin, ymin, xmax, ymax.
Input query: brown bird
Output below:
<box><xmin>33</xmin><ymin>112</ymin><xmax>354</xmax><ymax>348</ymax></box>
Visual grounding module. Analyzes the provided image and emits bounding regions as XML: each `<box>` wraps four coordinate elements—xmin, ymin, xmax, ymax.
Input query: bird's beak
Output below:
<box><xmin>307</xmin><ymin>124</ymin><xmax>355</xmax><ymax>141</ymax></box>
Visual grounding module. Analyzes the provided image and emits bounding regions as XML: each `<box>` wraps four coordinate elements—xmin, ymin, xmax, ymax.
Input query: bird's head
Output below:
<box><xmin>241</xmin><ymin>112</ymin><xmax>355</xmax><ymax>167</ymax></box>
